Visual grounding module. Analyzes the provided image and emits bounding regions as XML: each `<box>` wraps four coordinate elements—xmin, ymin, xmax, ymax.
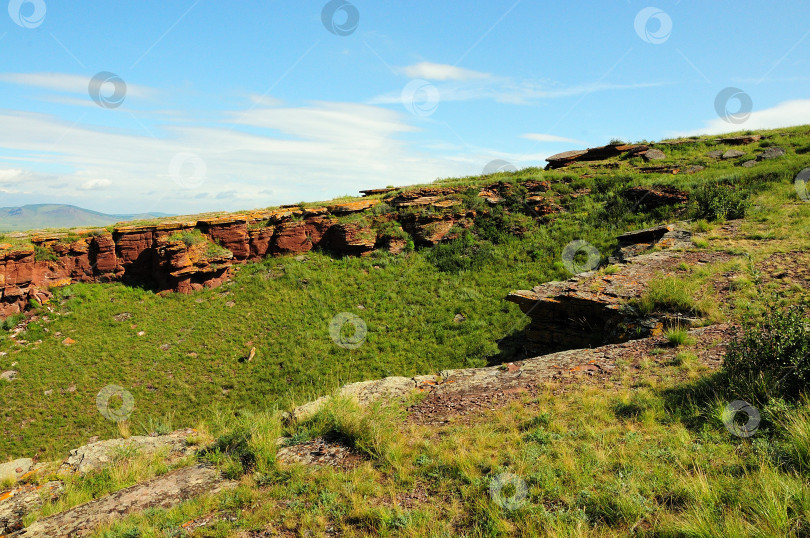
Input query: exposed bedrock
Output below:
<box><xmin>505</xmin><ymin>225</ymin><xmax>716</xmax><ymax>354</ymax></box>
<box><xmin>0</xmin><ymin>182</ymin><xmax>689</xmax><ymax>319</ymax></box>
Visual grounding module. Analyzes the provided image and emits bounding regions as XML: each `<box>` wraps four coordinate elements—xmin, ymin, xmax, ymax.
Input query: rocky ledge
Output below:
<box><xmin>505</xmin><ymin>224</ymin><xmax>727</xmax><ymax>354</ymax></box>
<box><xmin>3</xmin><ymin>179</ymin><xmax>683</xmax><ymax>319</ymax></box>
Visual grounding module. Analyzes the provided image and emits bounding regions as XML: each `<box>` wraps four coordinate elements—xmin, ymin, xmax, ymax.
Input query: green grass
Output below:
<box><xmin>166</xmin><ymin>229</ymin><xmax>206</xmax><ymax>247</ymax></box>
<box><xmin>2</xmin><ymin>161</ymin><xmax>698</xmax><ymax>460</ymax></box>
<box><xmin>3</xmin><ymin>123</ymin><xmax>810</xmax><ymax>535</ymax></box>
<box><xmin>665</xmin><ymin>327</ymin><xmax>696</xmax><ymax>347</ymax></box>
<box><xmin>89</xmin><ymin>365</ymin><xmax>810</xmax><ymax>537</ymax></box>
<box><xmin>634</xmin><ymin>275</ymin><xmax>717</xmax><ymax>319</ymax></box>
<box><xmin>3</xmin><ymin>124</ymin><xmax>810</xmax><ymax>460</ymax></box>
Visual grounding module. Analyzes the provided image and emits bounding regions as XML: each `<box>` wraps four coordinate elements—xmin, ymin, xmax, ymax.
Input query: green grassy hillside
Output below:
<box><xmin>3</xmin><ymin>126</ymin><xmax>810</xmax><ymax>460</ymax></box>
<box><xmin>4</xmin><ymin>125</ymin><xmax>810</xmax><ymax>536</ymax></box>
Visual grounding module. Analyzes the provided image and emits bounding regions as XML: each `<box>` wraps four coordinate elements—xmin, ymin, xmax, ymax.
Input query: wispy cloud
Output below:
<box><xmin>676</xmin><ymin>99</ymin><xmax>810</xmax><ymax>136</ymax></box>
<box><xmin>0</xmin><ymin>72</ymin><xmax>157</xmax><ymax>100</ymax></box>
<box><xmin>0</xmin><ymin>93</ymin><xmax>468</xmax><ymax>213</ymax></box>
<box><xmin>370</xmin><ymin>74</ymin><xmax>667</xmax><ymax>106</ymax></box>
<box><xmin>522</xmin><ymin>133</ymin><xmax>587</xmax><ymax>145</ymax></box>
<box><xmin>79</xmin><ymin>178</ymin><xmax>112</xmax><ymax>190</ymax></box>
<box><xmin>399</xmin><ymin>62</ymin><xmax>491</xmax><ymax>81</ymax></box>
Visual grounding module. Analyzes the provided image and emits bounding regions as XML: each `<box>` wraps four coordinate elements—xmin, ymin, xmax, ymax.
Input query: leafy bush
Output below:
<box><xmin>693</xmin><ymin>181</ymin><xmax>750</xmax><ymax>221</ymax></box>
<box><xmin>1</xmin><ymin>313</ymin><xmax>25</xmax><ymax>331</ymax></box>
<box><xmin>33</xmin><ymin>245</ymin><xmax>58</xmax><ymax>262</ymax></box>
<box><xmin>423</xmin><ymin>232</ymin><xmax>496</xmax><ymax>273</ymax></box>
<box><xmin>166</xmin><ymin>229</ymin><xmax>205</xmax><ymax>247</ymax></box>
<box><xmin>723</xmin><ymin>304</ymin><xmax>810</xmax><ymax>402</ymax></box>
<box><xmin>474</xmin><ymin>207</ymin><xmax>535</xmax><ymax>244</ymax></box>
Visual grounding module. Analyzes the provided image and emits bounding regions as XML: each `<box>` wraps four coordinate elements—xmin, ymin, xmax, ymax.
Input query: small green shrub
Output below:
<box><xmin>200</xmin><ymin>428</ymin><xmax>256</xmax><ymax>478</ymax></box>
<box><xmin>424</xmin><ymin>232</ymin><xmax>496</xmax><ymax>273</ymax></box>
<box><xmin>166</xmin><ymin>229</ymin><xmax>205</xmax><ymax>247</ymax></box>
<box><xmin>33</xmin><ymin>245</ymin><xmax>58</xmax><ymax>262</ymax></box>
<box><xmin>723</xmin><ymin>304</ymin><xmax>810</xmax><ymax>402</ymax></box>
<box><xmin>1</xmin><ymin>313</ymin><xmax>25</xmax><ymax>331</ymax></box>
<box><xmin>693</xmin><ymin>181</ymin><xmax>750</xmax><ymax>221</ymax></box>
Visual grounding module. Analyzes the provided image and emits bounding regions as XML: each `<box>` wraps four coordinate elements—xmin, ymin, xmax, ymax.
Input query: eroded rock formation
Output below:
<box><xmin>0</xmin><ymin>178</ymin><xmax>688</xmax><ymax>319</ymax></box>
<box><xmin>505</xmin><ymin>225</ymin><xmax>721</xmax><ymax>354</ymax></box>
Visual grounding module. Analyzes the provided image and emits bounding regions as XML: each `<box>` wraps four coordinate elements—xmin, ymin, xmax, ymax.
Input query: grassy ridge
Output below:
<box><xmin>1</xmin><ymin>126</ymin><xmax>810</xmax><ymax>464</ymax></box>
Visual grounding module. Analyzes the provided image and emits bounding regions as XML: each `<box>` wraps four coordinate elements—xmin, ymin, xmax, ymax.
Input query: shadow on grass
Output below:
<box><xmin>659</xmin><ymin>370</ymin><xmax>739</xmax><ymax>431</ymax></box>
<box><xmin>485</xmin><ymin>329</ymin><xmax>534</xmax><ymax>366</ymax></box>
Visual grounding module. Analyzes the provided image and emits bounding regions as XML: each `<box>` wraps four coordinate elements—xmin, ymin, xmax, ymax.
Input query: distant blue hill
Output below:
<box><xmin>0</xmin><ymin>204</ymin><xmax>172</xmax><ymax>232</ymax></box>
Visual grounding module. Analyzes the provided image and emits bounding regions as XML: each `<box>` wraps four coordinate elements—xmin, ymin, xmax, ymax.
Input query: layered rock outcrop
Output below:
<box><xmin>0</xmin><ymin>178</ymin><xmax>690</xmax><ymax>319</ymax></box>
<box><xmin>505</xmin><ymin>225</ymin><xmax>716</xmax><ymax>354</ymax></box>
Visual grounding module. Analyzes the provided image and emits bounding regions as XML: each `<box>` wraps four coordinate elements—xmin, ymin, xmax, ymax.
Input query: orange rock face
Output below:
<box><xmin>273</xmin><ymin>218</ymin><xmax>335</xmax><ymax>254</ymax></box>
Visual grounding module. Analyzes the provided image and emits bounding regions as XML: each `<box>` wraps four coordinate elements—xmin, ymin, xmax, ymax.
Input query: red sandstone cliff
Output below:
<box><xmin>0</xmin><ymin>182</ymin><xmax>687</xmax><ymax>319</ymax></box>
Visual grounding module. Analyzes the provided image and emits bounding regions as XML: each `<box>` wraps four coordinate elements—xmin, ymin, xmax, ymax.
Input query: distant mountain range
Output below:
<box><xmin>0</xmin><ymin>204</ymin><xmax>172</xmax><ymax>232</ymax></box>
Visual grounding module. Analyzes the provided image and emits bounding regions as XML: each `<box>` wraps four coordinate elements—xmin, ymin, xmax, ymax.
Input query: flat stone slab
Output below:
<box><xmin>719</xmin><ymin>135</ymin><xmax>761</xmax><ymax>145</ymax></box>
<box><xmin>287</xmin><ymin>376</ymin><xmax>415</xmax><ymax>423</ymax></box>
<box><xmin>12</xmin><ymin>465</ymin><xmax>236</xmax><ymax>537</ymax></box>
<box><xmin>0</xmin><ymin>459</ymin><xmax>32</xmax><ymax>483</ymax></box>
<box><xmin>505</xmin><ymin>227</ymin><xmax>728</xmax><ymax>353</ymax></box>
<box><xmin>59</xmin><ymin>429</ymin><xmax>198</xmax><ymax>475</ymax></box>
<box><xmin>0</xmin><ymin>481</ymin><xmax>62</xmax><ymax>534</ymax></box>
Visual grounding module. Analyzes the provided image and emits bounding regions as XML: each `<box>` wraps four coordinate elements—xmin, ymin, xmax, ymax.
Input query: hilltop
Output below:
<box><xmin>0</xmin><ymin>204</ymin><xmax>170</xmax><ymax>233</ymax></box>
<box><xmin>1</xmin><ymin>125</ymin><xmax>810</xmax><ymax>536</ymax></box>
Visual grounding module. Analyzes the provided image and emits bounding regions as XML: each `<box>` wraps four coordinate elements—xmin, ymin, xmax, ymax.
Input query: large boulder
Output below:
<box><xmin>723</xmin><ymin>149</ymin><xmax>746</xmax><ymax>159</ymax></box>
<box><xmin>757</xmin><ymin>147</ymin><xmax>786</xmax><ymax>160</ymax></box>
<box><xmin>642</xmin><ymin>148</ymin><xmax>667</xmax><ymax>161</ymax></box>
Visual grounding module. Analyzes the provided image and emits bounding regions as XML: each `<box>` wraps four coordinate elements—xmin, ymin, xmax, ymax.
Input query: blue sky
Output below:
<box><xmin>0</xmin><ymin>0</ymin><xmax>809</xmax><ymax>215</ymax></box>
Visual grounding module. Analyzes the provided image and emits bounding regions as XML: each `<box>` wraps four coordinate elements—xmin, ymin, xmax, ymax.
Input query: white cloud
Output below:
<box><xmin>370</xmin><ymin>78</ymin><xmax>666</xmax><ymax>106</ymax></box>
<box><xmin>0</xmin><ymin>72</ymin><xmax>156</xmax><ymax>100</ymax></box>
<box><xmin>399</xmin><ymin>62</ymin><xmax>491</xmax><ymax>81</ymax></box>
<box><xmin>522</xmin><ymin>133</ymin><xmax>587</xmax><ymax>145</ymax></box>
<box><xmin>0</xmin><ymin>169</ymin><xmax>24</xmax><ymax>181</ymax></box>
<box><xmin>80</xmin><ymin>178</ymin><xmax>112</xmax><ymax>190</ymax></box>
<box><xmin>677</xmin><ymin>99</ymin><xmax>810</xmax><ymax>136</ymax></box>
<box><xmin>0</xmin><ymin>96</ymin><xmax>468</xmax><ymax>214</ymax></box>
